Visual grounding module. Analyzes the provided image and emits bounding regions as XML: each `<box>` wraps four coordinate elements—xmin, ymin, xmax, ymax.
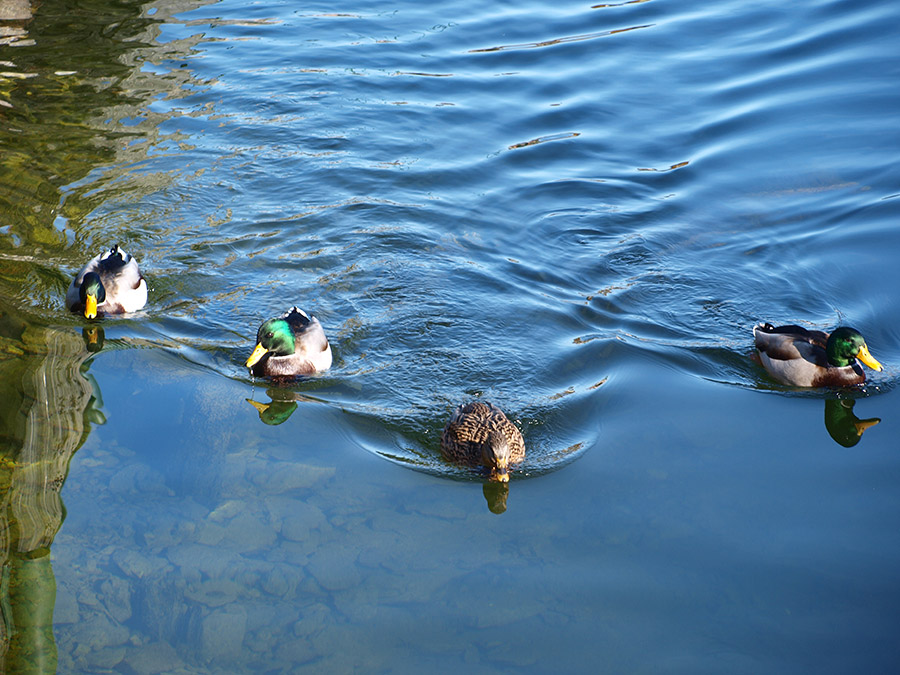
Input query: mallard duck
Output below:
<box><xmin>753</xmin><ymin>323</ymin><xmax>883</xmax><ymax>387</ymax></box>
<box><xmin>65</xmin><ymin>245</ymin><xmax>148</xmax><ymax>319</ymax></box>
<box><xmin>440</xmin><ymin>401</ymin><xmax>525</xmax><ymax>482</ymax></box>
<box><xmin>245</xmin><ymin>307</ymin><xmax>332</xmax><ymax>377</ymax></box>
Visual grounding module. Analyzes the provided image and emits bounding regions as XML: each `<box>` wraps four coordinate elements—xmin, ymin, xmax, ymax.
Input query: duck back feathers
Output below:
<box><xmin>440</xmin><ymin>401</ymin><xmax>525</xmax><ymax>471</ymax></box>
<box><xmin>65</xmin><ymin>245</ymin><xmax>148</xmax><ymax>317</ymax></box>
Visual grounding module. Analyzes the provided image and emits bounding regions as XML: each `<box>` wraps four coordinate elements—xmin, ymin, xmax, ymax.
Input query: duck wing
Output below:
<box><xmin>754</xmin><ymin>323</ymin><xmax>830</xmax><ymax>367</ymax></box>
<box><xmin>97</xmin><ymin>246</ymin><xmax>147</xmax><ymax>311</ymax></box>
<box><xmin>96</xmin><ymin>245</ymin><xmax>143</xmax><ymax>288</ymax></box>
<box><xmin>283</xmin><ymin>307</ymin><xmax>330</xmax><ymax>355</ymax></box>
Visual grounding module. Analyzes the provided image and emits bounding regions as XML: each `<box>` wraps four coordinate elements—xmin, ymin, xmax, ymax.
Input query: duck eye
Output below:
<box><xmin>266</xmin><ymin>332</ymin><xmax>274</xmax><ymax>339</ymax></box>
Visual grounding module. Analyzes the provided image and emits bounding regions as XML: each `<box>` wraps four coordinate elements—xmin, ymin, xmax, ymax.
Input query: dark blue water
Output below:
<box><xmin>2</xmin><ymin>0</ymin><xmax>900</xmax><ymax>671</ymax></box>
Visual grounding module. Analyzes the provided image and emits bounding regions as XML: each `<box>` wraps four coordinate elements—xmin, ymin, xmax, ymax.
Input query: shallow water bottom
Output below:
<box><xmin>44</xmin><ymin>345</ymin><xmax>900</xmax><ymax>673</ymax></box>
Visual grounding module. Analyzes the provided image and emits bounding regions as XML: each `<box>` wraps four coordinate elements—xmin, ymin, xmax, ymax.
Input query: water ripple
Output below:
<box><xmin>469</xmin><ymin>24</ymin><xmax>653</xmax><ymax>53</ymax></box>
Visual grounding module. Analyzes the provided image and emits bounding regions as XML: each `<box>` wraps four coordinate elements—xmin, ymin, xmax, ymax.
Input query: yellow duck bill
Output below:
<box><xmin>857</xmin><ymin>344</ymin><xmax>883</xmax><ymax>371</ymax></box>
<box><xmin>84</xmin><ymin>294</ymin><xmax>98</xmax><ymax>319</ymax></box>
<box><xmin>246</xmin><ymin>343</ymin><xmax>268</xmax><ymax>368</ymax></box>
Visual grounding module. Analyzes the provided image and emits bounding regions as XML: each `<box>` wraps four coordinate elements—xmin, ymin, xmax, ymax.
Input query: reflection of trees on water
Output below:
<box><xmin>0</xmin><ymin>0</ymin><xmax>33</xmax><ymax>46</ymax></box>
<box><xmin>0</xmin><ymin>0</ymin><xmax>214</xmax><ymax>258</ymax></box>
<box><xmin>0</xmin><ymin>313</ymin><xmax>103</xmax><ymax>673</ymax></box>
<box><xmin>1</xmin><ymin>0</ymin><xmax>220</xmax><ymax>669</ymax></box>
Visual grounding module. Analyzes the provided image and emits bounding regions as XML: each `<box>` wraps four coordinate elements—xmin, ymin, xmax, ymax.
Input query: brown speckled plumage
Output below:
<box><xmin>440</xmin><ymin>402</ymin><xmax>525</xmax><ymax>481</ymax></box>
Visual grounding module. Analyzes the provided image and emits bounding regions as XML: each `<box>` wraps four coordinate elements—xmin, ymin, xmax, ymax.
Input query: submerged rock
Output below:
<box><xmin>201</xmin><ymin>607</ymin><xmax>248</xmax><ymax>662</ymax></box>
<box><xmin>122</xmin><ymin>641</ymin><xmax>183</xmax><ymax>675</ymax></box>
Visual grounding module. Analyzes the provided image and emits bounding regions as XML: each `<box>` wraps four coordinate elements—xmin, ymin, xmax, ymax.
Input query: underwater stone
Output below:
<box><xmin>306</xmin><ymin>545</ymin><xmax>361</xmax><ymax>591</ymax></box>
<box><xmin>258</xmin><ymin>462</ymin><xmax>336</xmax><ymax>493</ymax></box>
<box><xmin>413</xmin><ymin>499</ymin><xmax>469</xmax><ymax>520</ymax></box>
<box><xmin>113</xmin><ymin>549</ymin><xmax>172</xmax><ymax>579</ymax></box>
<box><xmin>68</xmin><ymin>610</ymin><xmax>130</xmax><ymax>652</ymax></box>
<box><xmin>122</xmin><ymin>641</ymin><xmax>182</xmax><ymax>675</ymax></box>
<box><xmin>167</xmin><ymin>544</ymin><xmax>234</xmax><ymax>578</ymax></box>
<box><xmin>185</xmin><ymin>579</ymin><xmax>243</xmax><ymax>608</ymax></box>
<box><xmin>84</xmin><ymin>646</ymin><xmax>126</xmax><ymax>670</ymax></box>
<box><xmin>293</xmin><ymin>602</ymin><xmax>332</xmax><ymax>638</ymax></box>
<box><xmin>262</xmin><ymin>567</ymin><xmax>292</xmax><ymax>597</ymax></box>
<box><xmin>280</xmin><ymin>502</ymin><xmax>328</xmax><ymax>542</ymax></box>
<box><xmin>196</xmin><ymin>521</ymin><xmax>227</xmax><ymax>546</ymax></box>
<box><xmin>223</xmin><ymin>512</ymin><xmax>277</xmax><ymax>553</ymax></box>
<box><xmin>278</xmin><ymin>540</ymin><xmax>315</xmax><ymax>566</ymax></box>
<box><xmin>201</xmin><ymin>607</ymin><xmax>248</xmax><ymax>662</ymax></box>
<box><xmin>275</xmin><ymin>637</ymin><xmax>318</xmax><ymax>666</ymax></box>
<box><xmin>54</xmin><ymin>582</ymin><xmax>79</xmax><ymax>624</ymax></box>
<box><xmin>100</xmin><ymin>576</ymin><xmax>132</xmax><ymax>623</ymax></box>
<box><xmin>208</xmin><ymin>499</ymin><xmax>244</xmax><ymax>523</ymax></box>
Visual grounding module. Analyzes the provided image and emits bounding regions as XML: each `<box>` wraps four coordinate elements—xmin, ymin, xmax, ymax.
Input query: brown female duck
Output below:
<box><xmin>440</xmin><ymin>401</ymin><xmax>525</xmax><ymax>482</ymax></box>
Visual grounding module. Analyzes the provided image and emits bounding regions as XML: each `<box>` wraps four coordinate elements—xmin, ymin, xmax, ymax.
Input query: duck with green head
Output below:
<box><xmin>754</xmin><ymin>323</ymin><xmax>883</xmax><ymax>387</ymax></box>
<box><xmin>65</xmin><ymin>245</ymin><xmax>147</xmax><ymax>319</ymax></box>
<box><xmin>246</xmin><ymin>307</ymin><xmax>332</xmax><ymax>378</ymax></box>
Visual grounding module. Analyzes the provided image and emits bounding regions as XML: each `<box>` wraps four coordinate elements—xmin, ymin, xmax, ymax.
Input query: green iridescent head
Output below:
<box><xmin>826</xmin><ymin>327</ymin><xmax>882</xmax><ymax>371</ymax></box>
<box><xmin>246</xmin><ymin>318</ymin><xmax>296</xmax><ymax>368</ymax></box>
<box><xmin>79</xmin><ymin>272</ymin><xmax>106</xmax><ymax>319</ymax></box>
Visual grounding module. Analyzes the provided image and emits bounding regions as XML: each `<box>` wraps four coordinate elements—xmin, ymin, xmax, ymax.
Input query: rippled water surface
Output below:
<box><xmin>2</xmin><ymin>0</ymin><xmax>900</xmax><ymax>671</ymax></box>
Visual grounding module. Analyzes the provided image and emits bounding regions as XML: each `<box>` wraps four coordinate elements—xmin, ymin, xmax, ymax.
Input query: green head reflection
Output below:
<box><xmin>246</xmin><ymin>398</ymin><xmax>299</xmax><ymax>426</ymax></box>
<box><xmin>824</xmin><ymin>399</ymin><xmax>880</xmax><ymax>448</ymax></box>
<box><xmin>82</xmin><ymin>325</ymin><xmax>105</xmax><ymax>353</ymax></box>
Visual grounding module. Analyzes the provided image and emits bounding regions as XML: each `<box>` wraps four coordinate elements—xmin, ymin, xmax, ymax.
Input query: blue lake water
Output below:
<box><xmin>2</xmin><ymin>0</ymin><xmax>900</xmax><ymax>671</ymax></box>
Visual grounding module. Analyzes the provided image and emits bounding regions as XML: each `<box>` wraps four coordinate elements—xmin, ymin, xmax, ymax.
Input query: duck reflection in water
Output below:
<box><xmin>441</xmin><ymin>402</ymin><xmax>525</xmax><ymax>514</ymax></box>
<box><xmin>246</xmin><ymin>389</ymin><xmax>318</xmax><ymax>426</ymax></box>
<box><xmin>824</xmin><ymin>398</ymin><xmax>881</xmax><ymax>448</ymax></box>
<box><xmin>482</xmin><ymin>481</ymin><xmax>511</xmax><ymax>514</ymax></box>
<box><xmin>82</xmin><ymin>325</ymin><xmax>105</xmax><ymax>353</ymax></box>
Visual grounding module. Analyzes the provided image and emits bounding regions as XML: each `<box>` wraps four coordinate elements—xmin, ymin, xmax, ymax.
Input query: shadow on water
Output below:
<box><xmin>0</xmin><ymin>300</ymin><xmax>106</xmax><ymax>672</ymax></box>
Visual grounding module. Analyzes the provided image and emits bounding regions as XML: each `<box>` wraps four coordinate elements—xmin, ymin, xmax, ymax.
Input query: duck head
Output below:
<box><xmin>481</xmin><ymin>430</ymin><xmax>512</xmax><ymax>483</ymax></box>
<box><xmin>827</xmin><ymin>327</ymin><xmax>882</xmax><ymax>371</ymax></box>
<box><xmin>79</xmin><ymin>272</ymin><xmax>106</xmax><ymax>319</ymax></box>
<box><xmin>246</xmin><ymin>317</ymin><xmax>295</xmax><ymax>368</ymax></box>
